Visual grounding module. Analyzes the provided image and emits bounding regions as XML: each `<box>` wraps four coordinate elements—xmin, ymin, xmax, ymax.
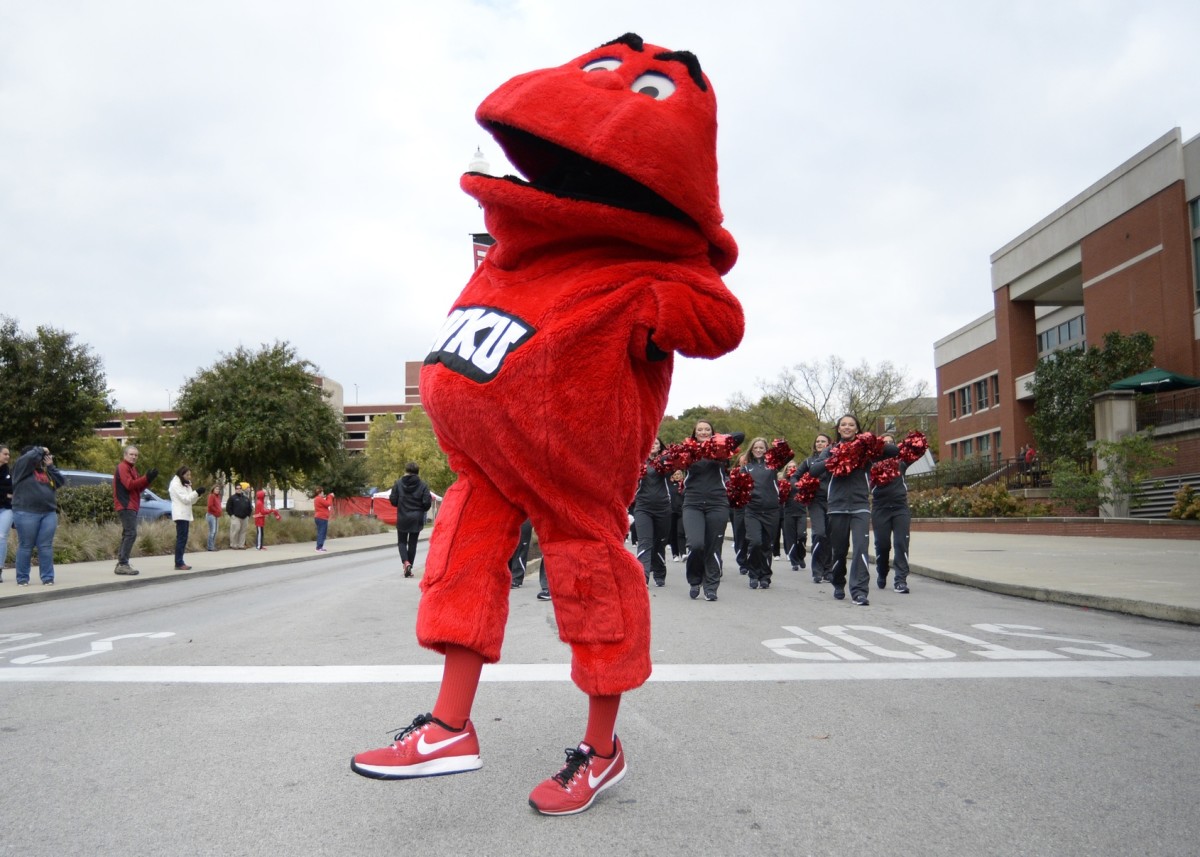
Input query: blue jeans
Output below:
<box><xmin>0</xmin><ymin>508</ymin><xmax>13</xmax><ymax>568</ymax></box>
<box><xmin>315</xmin><ymin>517</ymin><xmax>329</xmax><ymax>549</ymax></box>
<box><xmin>206</xmin><ymin>513</ymin><xmax>219</xmax><ymax>551</ymax></box>
<box><xmin>14</xmin><ymin>510</ymin><xmax>57</xmax><ymax>584</ymax></box>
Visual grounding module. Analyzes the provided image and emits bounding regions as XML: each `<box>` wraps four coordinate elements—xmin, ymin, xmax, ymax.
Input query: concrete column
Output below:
<box><xmin>1092</xmin><ymin>389</ymin><xmax>1138</xmax><ymax>518</ymax></box>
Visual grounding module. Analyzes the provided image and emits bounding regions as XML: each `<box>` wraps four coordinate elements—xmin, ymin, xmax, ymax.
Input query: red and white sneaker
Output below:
<box><xmin>350</xmin><ymin>713</ymin><xmax>482</xmax><ymax>779</ymax></box>
<box><xmin>528</xmin><ymin>737</ymin><xmax>626</xmax><ymax>816</ymax></box>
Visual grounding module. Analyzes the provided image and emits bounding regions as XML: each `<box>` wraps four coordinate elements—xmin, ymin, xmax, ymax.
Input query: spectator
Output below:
<box><xmin>205</xmin><ymin>486</ymin><xmax>223</xmax><ymax>551</ymax></box>
<box><xmin>113</xmin><ymin>445</ymin><xmax>157</xmax><ymax>576</ymax></box>
<box><xmin>168</xmin><ymin>466</ymin><xmax>203</xmax><ymax>571</ymax></box>
<box><xmin>253</xmin><ymin>489</ymin><xmax>281</xmax><ymax>550</ymax></box>
<box><xmin>0</xmin><ymin>444</ymin><xmax>12</xmax><ymax>582</ymax></box>
<box><xmin>225</xmin><ymin>483</ymin><xmax>252</xmax><ymax>550</ymax></box>
<box><xmin>314</xmin><ymin>486</ymin><xmax>334</xmax><ymax>552</ymax></box>
<box><xmin>11</xmin><ymin>445</ymin><xmax>64</xmax><ymax>586</ymax></box>
<box><xmin>389</xmin><ymin>462</ymin><xmax>431</xmax><ymax>577</ymax></box>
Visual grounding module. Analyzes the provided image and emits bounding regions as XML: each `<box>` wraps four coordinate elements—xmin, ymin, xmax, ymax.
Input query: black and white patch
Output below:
<box><xmin>424</xmin><ymin>306</ymin><xmax>535</xmax><ymax>383</ymax></box>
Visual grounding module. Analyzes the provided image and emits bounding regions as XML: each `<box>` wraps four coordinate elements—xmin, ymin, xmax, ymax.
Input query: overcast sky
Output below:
<box><xmin>3</xmin><ymin>1</ymin><xmax>1198</xmax><ymax>418</ymax></box>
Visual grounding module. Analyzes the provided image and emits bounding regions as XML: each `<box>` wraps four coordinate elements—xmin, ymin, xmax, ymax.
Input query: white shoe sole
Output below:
<box><xmin>350</xmin><ymin>754</ymin><xmax>482</xmax><ymax>779</ymax></box>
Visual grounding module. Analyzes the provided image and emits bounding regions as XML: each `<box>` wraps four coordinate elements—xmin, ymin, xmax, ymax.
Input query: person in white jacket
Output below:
<box><xmin>168</xmin><ymin>466</ymin><xmax>203</xmax><ymax>571</ymax></box>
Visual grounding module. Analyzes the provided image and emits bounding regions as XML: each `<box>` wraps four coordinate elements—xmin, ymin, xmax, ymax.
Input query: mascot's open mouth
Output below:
<box><xmin>477</xmin><ymin>123</ymin><xmax>690</xmax><ymax>224</ymax></box>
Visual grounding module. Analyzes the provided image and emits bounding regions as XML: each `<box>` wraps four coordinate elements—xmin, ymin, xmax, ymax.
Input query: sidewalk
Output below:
<box><xmin>2</xmin><ymin>529</ymin><xmax>1197</xmax><ymax>625</ymax></box>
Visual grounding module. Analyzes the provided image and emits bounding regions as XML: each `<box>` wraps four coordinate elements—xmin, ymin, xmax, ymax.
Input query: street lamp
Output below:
<box><xmin>354</xmin><ymin>383</ymin><xmax>359</xmax><ymax>404</ymax></box>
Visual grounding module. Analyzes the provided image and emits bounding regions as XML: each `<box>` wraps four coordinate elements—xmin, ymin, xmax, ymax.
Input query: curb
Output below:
<box><xmin>910</xmin><ymin>564</ymin><xmax>1200</xmax><ymax>626</ymax></box>
<box><xmin>0</xmin><ymin>541</ymin><xmax>398</xmax><ymax>610</ymax></box>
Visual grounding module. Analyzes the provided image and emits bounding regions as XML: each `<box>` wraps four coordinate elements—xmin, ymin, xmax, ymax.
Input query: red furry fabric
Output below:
<box><xmin>416</xmin><ymin>34</ymin><xmax>741</xmax><ymax>697</ymax></box>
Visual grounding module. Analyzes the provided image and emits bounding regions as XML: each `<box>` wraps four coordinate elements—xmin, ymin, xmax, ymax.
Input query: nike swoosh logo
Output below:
<box><xmin>587</xmin><ymin>749</ymin><xmax>622</xmax><ymax>789</ymax></box>
<box><xmin>416</xmin><ymin>731</ymin><xmax>470</xmax><ymax>754</ymax></box>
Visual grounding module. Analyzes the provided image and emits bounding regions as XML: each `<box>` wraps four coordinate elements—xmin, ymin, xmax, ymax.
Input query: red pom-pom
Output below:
<box><xmin>764</xmin><ymin>438</ymin><xmax>793</xmax><ymax>470</ymax></box>
<box><xmin>725</xmin><ymin>468</ymin><xmax>753</xmax><ymax>508</ymax></box>
<box><xmin>707</xmin><ymin>434</ymin><xmax>740</xmax><ymax>461</ymax></box>
<box><xmin>777</xmin><ymin>479</ymin><xmax>792</xmax><ymax>505</ymax></box>
<box><xmin>869</xmin><ymin>457</ymin><xmax>901</xmax><ymax>487</ymax></box>
<box><xmin>897</xmin><ymin>430</ymin><xmax>929</xmax><ymax>464</ymax></box>
<box><xmin>792</xmin><ymin>473</ymin><xmax>820</xmax><ymax>504</ymax></box>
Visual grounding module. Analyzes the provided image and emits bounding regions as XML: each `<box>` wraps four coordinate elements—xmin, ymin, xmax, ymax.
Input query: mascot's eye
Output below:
<box><xmin>582</xmin><ymin>58</ymin><xmax>622</xmax><ymax>72</ymax></box>
<box><xmin>631</xmin><ymin>72</ymin><xmax>676</xmax><ymax>100</ymax></box>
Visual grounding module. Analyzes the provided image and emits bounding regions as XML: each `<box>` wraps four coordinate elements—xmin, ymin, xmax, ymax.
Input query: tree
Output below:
<box><xmin>307</xmin><ymin>446</ymin><xmax>370</xmax><ymax>498</ymax></box>
<box><xmin>125</xmin><ymin>412</ymin><xmax>181</xmax><ymax>487</ymax></box>
<box><xmin>762</xmin><ymin>356</ymin><xmax>929</xmax><ymax>432</ymax></box>
<box><xmin>1029</xmin><ymin>331</ymin><xmax>1155</xmax><ymax>464</ymax></box>
<box><xmin>0</xmin><ymin>316</ymin><xmax>113</xmax><ymax>459</ymax></box>
<box><xmin>724</xmin><ymin>393</ymin><xmax>819</xmax><ymax>448</ymax></box>
<box><xmin>363</xmin><ymin>407</ymin><xmax>454</xmax><ymax>495</ymax></box>
<box><xmin>173</xmin><ymin>343</ymin><xmax>345</xmax><ymax>489</ymax></box>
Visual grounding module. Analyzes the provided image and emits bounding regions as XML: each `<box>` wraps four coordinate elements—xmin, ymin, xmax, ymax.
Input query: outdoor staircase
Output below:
<box><xmin>1130</xmin><ymin>472</ymin><xmax>1200</xmax><ymax>519</ymax></box>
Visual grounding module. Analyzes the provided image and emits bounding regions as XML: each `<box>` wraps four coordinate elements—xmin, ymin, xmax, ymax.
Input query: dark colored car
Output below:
<box><xmin>58</xmin><ymin>469</ymin><xmax>173</xmax><ymax>522</ymax></box>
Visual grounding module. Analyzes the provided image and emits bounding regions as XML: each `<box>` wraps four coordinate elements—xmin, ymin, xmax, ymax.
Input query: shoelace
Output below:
<box><xmin>389</xmin><ymin>713</ymin><xmax>435</xmax><ymax>743</ymax></box>
<box><xmin>551</xmin><ymin>746</ymin><xmax>593</xmax><ymax>787</ymax></box>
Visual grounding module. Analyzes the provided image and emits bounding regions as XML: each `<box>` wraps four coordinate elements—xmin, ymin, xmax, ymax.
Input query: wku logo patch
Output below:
<box><xmin>424</xmin><ymin>306</ymin><xmax>535</xmax><ymax>383</ymax></box>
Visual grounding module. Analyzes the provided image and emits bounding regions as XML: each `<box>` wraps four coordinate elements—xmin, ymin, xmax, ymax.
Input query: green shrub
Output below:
<box><xmin>1169</xmin><ymin>484</ymin><xmax>1200</xmax><ymax>520</ymax></box>
<box><xmin>909</xmin><ymin>484</ymin><xmax>1050</xmax><ymax>518</ymax></box>
<box><xmin>57</xmin><ymin>484</ymin><xmax>118</xmax><ymax>525</ymax></box>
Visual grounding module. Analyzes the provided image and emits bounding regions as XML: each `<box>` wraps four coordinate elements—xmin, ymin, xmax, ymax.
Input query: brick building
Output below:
<box><xmin>934</xmin><ymin>128</ymin><xmax>1200</xmax><ymax>465</ymax></box>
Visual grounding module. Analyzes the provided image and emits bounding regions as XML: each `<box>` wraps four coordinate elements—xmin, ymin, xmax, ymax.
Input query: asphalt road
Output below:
<box><xmin>2</xmin><ymin>543</ymin><xmax>1198</xmax><ymax>856</ymax></box>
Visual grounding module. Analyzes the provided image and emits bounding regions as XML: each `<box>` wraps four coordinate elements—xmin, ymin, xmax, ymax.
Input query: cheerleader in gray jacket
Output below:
<box><xmin>741</xmin><ymin>438</ymin><xmax>781</xmax><ymax>590</ymax></box>
<box><xmin>795</xmin><ymin>434</ymin><xmax>831</xmax><ymax>585</ymax></box>
<box><xmin>681</xmin><ymin>420</ymin><xmax>745</xmax><ymax>602</ymax></box>
<box><xmin>871</xmin><ymin>435</ymin><xmax>912</xmax><ymax>594</ymax></box>
<box><xmin>780</xmin><ymin>461</ymin><xmax>807</xmax><ymax>573</ymax></box>
<box><xmin>633</xmin><ymin>437</ymin><xmax>672</xmax><ymax>587</ymax></box>
<box><xmin>809</xmin><ymin>416</ymin><xmax>897</xmax><ymax>606</ymax></box>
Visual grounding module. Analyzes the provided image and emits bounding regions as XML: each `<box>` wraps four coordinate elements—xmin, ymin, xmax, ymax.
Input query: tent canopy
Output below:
<box><xmin>1109</xmin><ymin>368</ymin><xmax>1200</xmax><ymax>392</ymax></box>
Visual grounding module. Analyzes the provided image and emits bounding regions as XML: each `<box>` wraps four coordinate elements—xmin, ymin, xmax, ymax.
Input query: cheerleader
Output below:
<box><xmin>809</xmin><ymin>416</ymin><xmax>898</xmax><ymax>606</ymax></box>
<box><xmin>633</xmin><ymin>438</ymin><xmax>672</xmax><ymax>587</ymax></box>
<box><xmin>730</xmin><ymin>451</ymin><xmax>749</xmax><ymax>575</ymax></box>
<box><xmin>680</xmin><ymin>420</ymin><xmax>744</xmax><ymax>602</ymax></box>
<box><xmin>871</xmin><ymin>435</ymin><xmax>912</xmax><ymax>594</ymax></box>
<box><xmin>667</xmin><ymin>470</ymin><xmax>685</xmax><ymax>561</ymax></box>
<box><xmin>781</xmin><ymin>461</ymin><xmax>808</xmax><ymax>572</ymax></box>
<box><xmin>794</xmin><ymin>434</ymin><xmax>831</xmax><ymax>585</ymax></box>
<box><xmin>740</xmin><ymin>438</ymin><xmax>781</xmax><ymax>590</ymax></box>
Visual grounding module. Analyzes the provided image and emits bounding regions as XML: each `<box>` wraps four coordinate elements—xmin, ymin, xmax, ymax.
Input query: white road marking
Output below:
<box><xmin>1</xmin><ymin>661</ymin><xmax>1199</xmax><ymax>683</ymax></box>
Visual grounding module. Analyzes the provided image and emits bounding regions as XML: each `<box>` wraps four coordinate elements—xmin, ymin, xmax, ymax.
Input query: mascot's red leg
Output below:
<box><xmin>417</xmin><ymin>468</ymin><xmax>525</xmax><ymax>663</ymax></box>
<box><xmin>532</xmin><ymin>501</ymin><xmax>652</xmax><ymax>698</ymax></box>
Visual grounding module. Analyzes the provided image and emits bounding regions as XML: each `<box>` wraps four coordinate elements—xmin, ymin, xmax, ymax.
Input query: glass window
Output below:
<box><xmin>949</xmin><ymin>392</ymin><xmax>957</xmax><ymax>419</ymax></box>
<box><xmin>1068</xmin><ymin>317</ymin><xmax>1082</xmax><ymax>341</ymax></box>
<box><xmin>963</xmin><ymin>438</ymin><xmax>973</xmax><ymax>456</ymax></box>
<box><xmin>975</xmin><ymin>380</ymin><xmax>988</xmax><ymax>411</ymax></box>
<box><xmin>1044</xmin><ymin>327</ymin><xmax>1058</xmax><ymax>349</ymax></box>
<box><xmin>992</xmin><ymin>374</ymin><xmax>1001</xmax><ymax>405</ymax></box>
<box><xmin>978</xmin><ymin>434</ymin><xmax>990</xmax><ymax>455</ymax></box>
<box><xmin>960</xmin><ymin>388</ymin><xmax>972</xmax><ymax>415</ymax></box>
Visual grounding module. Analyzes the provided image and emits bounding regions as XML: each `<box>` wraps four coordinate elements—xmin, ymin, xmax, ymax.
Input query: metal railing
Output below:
<box><xmin>907</xmin><ymin>455</ymin><xmax>1047</xmax><ymax>491</ymax></box>
<box><xmin>1136</xmin><ymin>387</ymin><xmax>1200</xmax><ymax>430</ymax></box>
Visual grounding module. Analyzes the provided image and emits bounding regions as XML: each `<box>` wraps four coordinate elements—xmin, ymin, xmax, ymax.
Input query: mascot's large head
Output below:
<box><xmin>467</xmin><ymin>32</ymin><xmax>736</xmax><ymax>274</ymax></box>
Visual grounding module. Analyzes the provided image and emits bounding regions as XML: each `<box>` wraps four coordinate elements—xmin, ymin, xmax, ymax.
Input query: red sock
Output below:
<box><xmin>583</xmin><ymin>694</ymin><xmax>621</xmax><ymax>757</ymax></box>
<box><xmin>431</xmin><ymin>644</ymin><xmax>484</xmax><ymax>731</ymax></box>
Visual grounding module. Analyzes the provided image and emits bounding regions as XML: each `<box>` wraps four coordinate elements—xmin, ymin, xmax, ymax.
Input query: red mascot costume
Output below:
<box><xmin>352</xmin><ymin>33</ymin><xmax>742</xmax><ymax>816</ymax></box>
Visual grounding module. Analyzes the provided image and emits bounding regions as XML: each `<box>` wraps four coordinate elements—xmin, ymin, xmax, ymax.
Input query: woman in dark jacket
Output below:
<box><xmin>390</xmin><ymin>461</ymin><xmax>432</xmax><ymax>578</ymax></box>
<box><xmin>11</xmin><ymin>445</ymin><xmax>65</xmax><ymax>586</ymax></box>
<box><xmin>740</xmin><ymin>438</ymin><xmax>781</xmax><ymax>590</ymax></box>
<box><xmin>680</xmin><ymin>420</ymin><xmax>744</xmax><ymax>602</ymax></box>
<box><xmin>809</xmin><ymin>417</ymin><xmax>897</xmax><ymax>606</ymax></box>
<box><xmin>794</xmin><ymin>434</ymin><xmax>831</xmax><ymax>585</ymax></box>
<box><xmin>632</xmin><ymin>437</ymin><xmax>672</xmax><ymax>587</ymax></box>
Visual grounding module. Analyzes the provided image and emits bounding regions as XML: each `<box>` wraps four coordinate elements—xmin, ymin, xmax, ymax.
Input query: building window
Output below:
<box><xmin>949</xmin><ymin>392</ymin><xmax>958</xmax><ymax>420</ymax></box>
<box><xmin>992</xmin><ymin>374</ymin><xmax>1000</xmax><ymax>406</ymax></box>
<box><xmin>975</xmin><ymin>380</ymin><xmax>989</xmax><ymax>411</ymax></box>
<box><xmin>1191</xmin><ymin>198</ymin><xmax>1200</xmax><ymax>309</ymax></box>
<box><xmin>963</xmin><ymin>438</ymin><xmax>974</xmax><ymax>456</ymax></box>
<box><xmin>1037</xmin><ymin>312</ymin><xmax>1086</xmax><ymax>357</ymax></box>
<box><xmin>959</xmin><ymin>388</ymin><xmax>972</xmax><ymax>416</ymax></box>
